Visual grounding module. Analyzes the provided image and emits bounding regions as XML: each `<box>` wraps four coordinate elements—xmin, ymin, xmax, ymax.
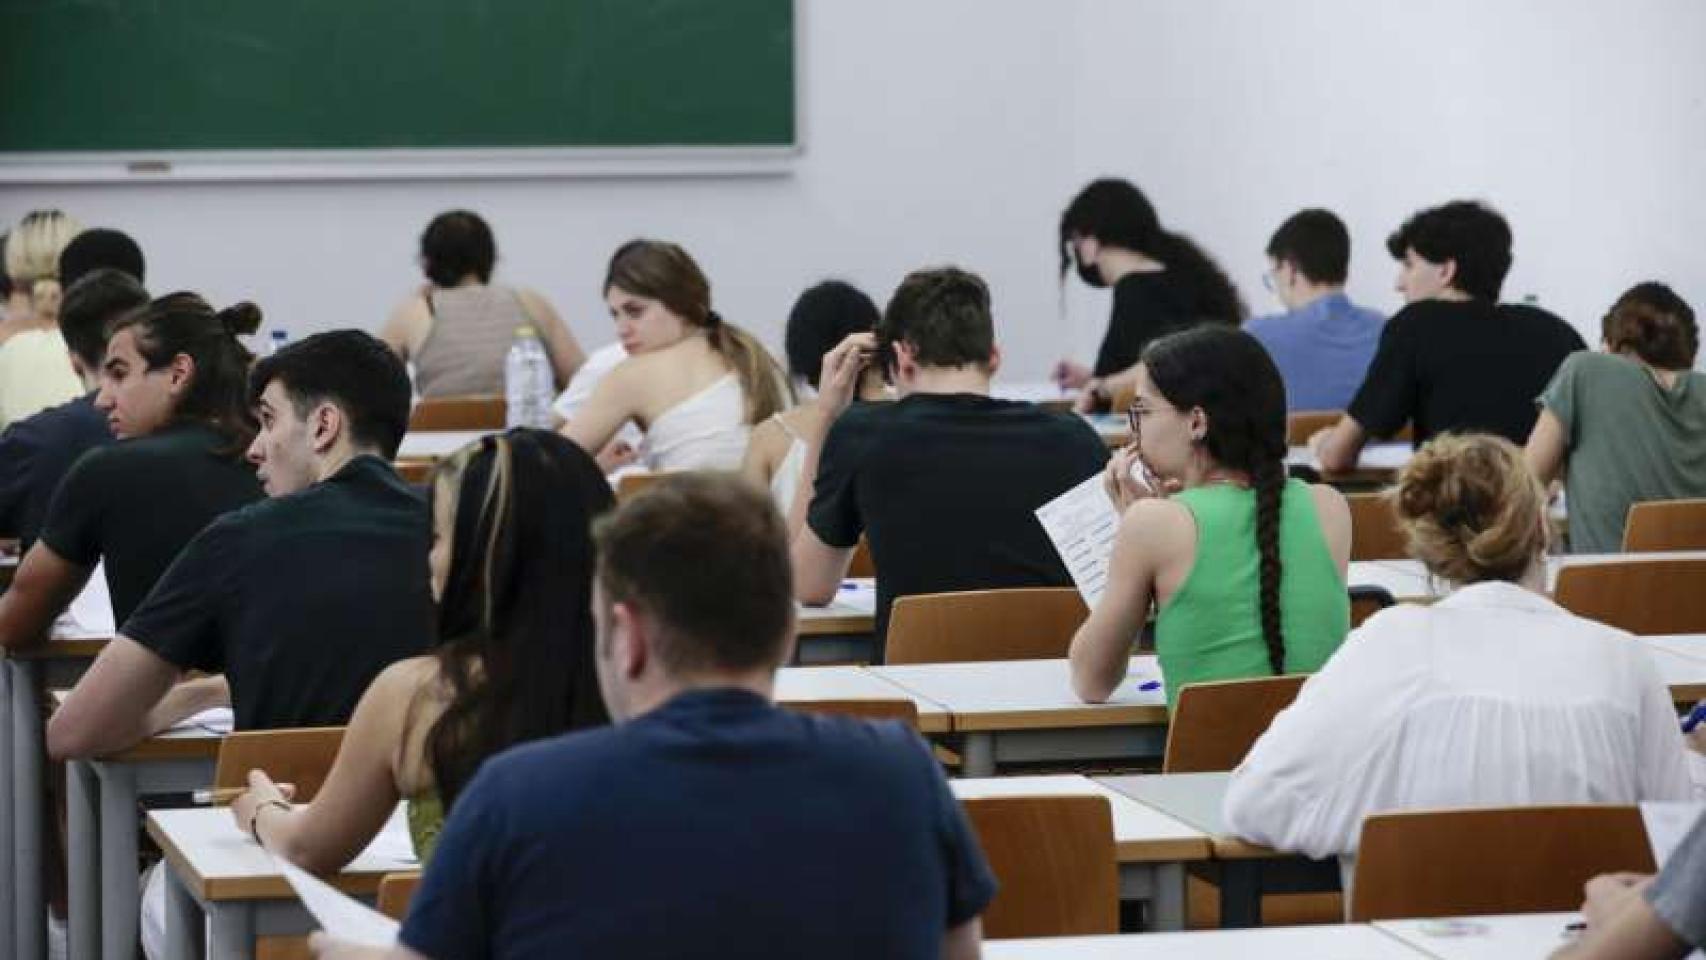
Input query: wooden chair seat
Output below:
<box><xmin>213</xmin><ymin>727</ymin><xmax>346</xmax><ymax>802</ymax></box>
<box><xmin>1163</xmin><ymin>674</ymin><xmax>1308</xmax><ymax>773</ymax></box>
<box><xmin>884</xmin><ymin>588</ymin><xmax>1088</xmax><ymax>665</ymax></box>
<box><xmin>408</xmin><ymin>395</ymin><xmax>506</xmax><ymax>432</ymax></box>
<box><xmin>1554</xmin><ymin>559</ymin><xmax>1706</xmax><ymax>634</ymax></box>
<box><xmin>962</xmin><ymin>794</ymin><xmax>1119</xmax><ymax>938</ymax></box>
<box><xmin>1623</xmin><ymin>499</ymin><xmax>1706</xmax><ymax>552</ymax></box>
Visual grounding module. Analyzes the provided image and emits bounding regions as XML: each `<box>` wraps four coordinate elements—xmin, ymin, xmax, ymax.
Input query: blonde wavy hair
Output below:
<box><xmin>5</xmin><ymin>209</ymin><xmax>84</xmax><ymax>322</ymax></box>
<box><xmin>1390</xmin><ymin>433</ymin><xmax>1548</xmax><ymax>585</ymax></box>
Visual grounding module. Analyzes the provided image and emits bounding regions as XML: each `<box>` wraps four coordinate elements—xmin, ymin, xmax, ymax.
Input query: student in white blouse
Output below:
<box><xmin>1224</xmin><ymin>433</ymin><xmax>1700</xmax><ymax>876</ymax></box>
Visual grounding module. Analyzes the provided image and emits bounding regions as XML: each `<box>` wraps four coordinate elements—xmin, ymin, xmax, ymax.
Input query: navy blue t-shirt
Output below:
<box><xmin>401</xmin><ymin>687</ymin><xmax>997</xmax><ymax>960</ymax></box>
<box><xmin>0</xmin><ymin>392</ymin><xmax>112</xmax><ymax>549</ymax></box>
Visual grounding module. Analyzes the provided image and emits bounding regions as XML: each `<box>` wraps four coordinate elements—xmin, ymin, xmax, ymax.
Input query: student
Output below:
<box><xmin>1052</xmin><ymin>178</ymin><xmax>1244</xmax><ymax>410</ymax></box>
<box><xmin>311</xmin><ymin>473</ymin><xmax>993</xmax><ymax>959</ymax></box>
<box><xmin>0</xmin><ymin>270</ymin><xmax>147</xmax><ymax>548</ymax></box>
<box><xmin>1313</xmin><ymin>200</ymin><xmax>1585</xmax><ymax>471</ymax></box>
<box><xmin>741</xmin><ymin>280</ymin><xmax>889</xmax><ymax>527</ymax></box>
<box><xmin>1527</xmin><ymin>282</ymin><xmax>1706</xmax><ymax>553</ymax></box>
<box><xmin>1558</xmin><ymin>812</ymin><xmax>1706</xmax><ymax>959</ymax></box>
<box><xmin>1224</xmin><ymin>434</ymin><xmax>1695</xmax><ymax>871</ymax></box>
<box><xmin>0</xmin><ymin>209</ymin><xmax>85</xmax><ymax>427</ymax></box>
<box><xmin>58</xmin><ymin>226</ymin><xmax>146</xmax><ymax>290</ymax></box>
<box><xmin>48</xmin><ymin>330</ymin><xmax>433</xmax><ymax>758</ymax></box>
<box><xmin>381</xmin><ymin>209</ymin><xmax>584</xmax><ymax>397</ymax></box>
<box><xmin>227</xmin><ymin>429</ymin><xmax>614</xmax><ymax>869</ymax></box>
<box><xmin>1245</xmin><ymin>209</ymin><xmax>1385</xmax><ymax>412</ymax></box>
<box><xmin>1069</xmin><ymin>326</ymin><xmax>1351</xmax><ymax>709</ymax></box>
<box><xmin>792</xmin><ymin>266</ymin><xmax>1107</xmax><ymax>659</ymax></box>
<box><xmin>0</xmin><ymin>292</ymin><xmax>264</xmax><ymax>649</ymax></box>
<box><xmin>560</xmin><ymin>239</ymin><xmax>790</xmax><ymax>472</ymax></box>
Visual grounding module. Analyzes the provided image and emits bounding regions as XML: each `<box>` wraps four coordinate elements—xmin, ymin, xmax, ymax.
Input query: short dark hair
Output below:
<box><xmin>419</xmin><ymin>210</ymin><xmax>496</xmax><ymax>287</ymax></box>
<box><xmin>784</xmin><ymin>280</ymin><xmax>880</xmax><ymax>389</ymax></box>
<box><xmin>594</xmin><ymin>473</ymin><xmax>793</xmax><ymax>676</ymax></box>
<box><xmin>1266</xmin><ymin>209</ymin><xmax>1350</xmax><ymax>285</ymax></box>
<box><xmin>1602</xmin><ymin>281</ymin><xmax>1698</xmax><ymax>370</ymax></box>
<box><xmin>878</xmin><ymin>267</ymin><xmax>995</xmax><ymax>372</ymax></box>
<box><xmin>249</xmin><ymin>330</ymin><xmax>412</xmax><ymax>458</ymax></box>
<box><xmin>58</xmin><ymin>228</ymin><xmax>145</xmax><ymax>290</ymax></box>
<box><xmin>60</xmin><ymin>269</ymin><xmax>148</xmax><ymax>370</ymax></box>
<box><xmin>1385</xmin><ymin>200</ymin><xmax>1512</xmax><ymax>302</ymax></box>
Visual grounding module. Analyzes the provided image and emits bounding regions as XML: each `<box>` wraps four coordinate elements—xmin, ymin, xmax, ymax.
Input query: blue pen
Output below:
<box><xmin>1138</xmin><ymin>680</ymin><xmax>1162</xmax><ymax>692</ymax></box>
<box><xmin>1681</xmin><ymin>703</ymin><xmax>1706</xmax><ymax>734</ymax></box>
<box><xmin>839</xmin><ymin>581</ymin><xmax>859</xmax><ymax>591</ymax></box>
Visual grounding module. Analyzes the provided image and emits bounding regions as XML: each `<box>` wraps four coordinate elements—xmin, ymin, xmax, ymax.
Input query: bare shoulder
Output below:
<box><xmin>1306</xmin><ymin>483</ymin><xmax>1350</xmax><ymax>525</ymax></box>
<box><xmin>1119</xmin><ymin>496</ymin><xmax>1195</xmax><ymax>547</ymax></box>
<box><xmin>368</xmin><ymin>655</ymin><xmax>441</xmax><ymax>705</ymax></box>
<box><xmin>515</xmin><ymin>287</ymin><xmax>561</xmax><ymax>319</ymax></box>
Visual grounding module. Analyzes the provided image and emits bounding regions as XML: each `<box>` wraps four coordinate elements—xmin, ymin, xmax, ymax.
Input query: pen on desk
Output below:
<box><xmin>1138</xmin><ymin>680</ymin><xmax>1162</xmax><ymax>692</ymax></box>
<box><xmin>1682</xmin><ymin>703</ymin><xmax>1706</xmax><ymax>734</ymax></box>
<box><xmin>191</xmin><ymin>787</ymin><xmax>243</xmax><ymax>805</ymax></box>
<box><xmin>1562</xmin><ymin>920</ymin><xmax>1587</xmax><ymax>937</ymax></box>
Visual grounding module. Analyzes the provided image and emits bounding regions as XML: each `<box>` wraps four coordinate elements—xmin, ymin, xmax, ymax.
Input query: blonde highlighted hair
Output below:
<box><xmin>5</xmin><ymin>210</ymin><xmax>83</xmax><ymax>322</ymax></box>
<box><xmin>1390</xmin><ymin>433</ymin><xmax>1547</xmax><ymax>585</ymax></box>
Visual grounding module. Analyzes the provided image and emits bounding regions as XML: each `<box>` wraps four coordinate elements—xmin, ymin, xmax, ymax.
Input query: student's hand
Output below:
<box><xmin>818</xmin><ymin>332</ymin><xmax>876</xmax><ymax>420</ymax></box>
<box><xmin>1103</xmin><ymin>446</ymin><xmax>1175</xmax><ymax>513</ymax></box>
<box><xmin>1053</xmin><ymin>359</ymin><xmax>1092</xmax><ymax>390</ymax></box>
<box><xmin>1307</xmin><ymin>426</ymin><xmax>1332</xmax><ymax>459</ymax></box>
<box><xmin>230</xmin><ymin>769</ymin><xmax>296</xmax><ymax>838</ymax></box>
<box><xmin>1580</xmin><ymin>872</ymin><xmax>1653</xmax><ymax>929</ymax></box>
<box><xmin>596</xmin><ymin>439</ymin><xmax>637</xmax><ymax>474</ymax></box>
<box><xmin>308</xmin><ymin>933</ymin><xmax>392</xmax><ymax>960</ymax></box>
<box><xmin>1686</xmin><ymin>704</ymin><xmax>1706</xmax><ymax>755</ymax></box>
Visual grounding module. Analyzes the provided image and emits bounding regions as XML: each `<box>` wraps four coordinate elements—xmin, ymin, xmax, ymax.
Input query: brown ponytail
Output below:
<box><xmin>111</xmin><ymin>292</ymin><xmax>261</xmax><ymax>456</ymax></box>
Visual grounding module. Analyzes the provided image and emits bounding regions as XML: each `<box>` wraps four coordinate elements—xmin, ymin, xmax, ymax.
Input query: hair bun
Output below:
<box><xmin>217</xmin><ymin>301</ymin><xmax>262</xmax><ymax>337</ymax></box>
<box><xmin>1390</xmin><ymin>433</ymin><xmax>1544</xmax><ymax>584</ymax></box>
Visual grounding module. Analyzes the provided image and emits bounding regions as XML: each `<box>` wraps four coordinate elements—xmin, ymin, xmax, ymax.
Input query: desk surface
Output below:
<box><xmin>951</xmin><ymin>774</ymin><xmax>1209</xmax><ymax>863</ymax></box>
<box><xmin>984</xmin><ymin>924</ymin><xmax>1425</xmax><ymax>959</ymax></box>
<box><xmin>795</xmin><ymin>580</ymin><xmax>876</xmax><ymax>637</ymax></box>
<box><xmin>1095</xmin><ymin>771</ymin><xmax>1283</xmax><ymax>861</ymax></box>
<box><xmin>50</xmin><ymin>689</ymin><xmax>226</xmax><ymax>761</ymax></box>
<box><xmin>394</xmin><ymin>429</ymin><xmax>489</xmax><ymax>461</ymax></box>
<box><xmin>147</xmin><ymin>805</ymin><xmax>416</xmax><ymax>901</ymax></box>
<box><xmin>773</xmin><ymin>665</ymin><xmax>950</xmax><ymax>733</ymax></box>
<box><xmin>870</xmin><ymin>657</ymin><xmax>1167</xmax><ymax>731</ymax></box>
<box><xmin>1376</xmin><ymin>912</ymin><xmax>1580</xmax><ymax>960</ymax></box>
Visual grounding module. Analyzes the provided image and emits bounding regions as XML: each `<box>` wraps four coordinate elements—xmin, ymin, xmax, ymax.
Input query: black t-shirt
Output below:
<box><xmin>124</xmin><ymin>455</ymin><xmax>433</xmax><ymax>730</ymax></box>
<box><xmin>808</xmin><ymin>393</ymin><xmax>1109</xmax><ymax>657</ymax></box>
<box><xmin>1347</xmin><ymin>299</ymin><xmax>1586</xmax><ymax>445</ymax></box>
<box><xmin>1093</xmin><ymin>271</ymin><xmax>1199</xmax><ymax>377</ymax></box>
<box><xmin>0</xmin><ymin>392</ymin><xmax>113</xmax><ymax>550</ymax></box>
<box><xmin>39</xmin><ymin>423</ymin><xmax>263</xmax><ymax>624</ymax></box>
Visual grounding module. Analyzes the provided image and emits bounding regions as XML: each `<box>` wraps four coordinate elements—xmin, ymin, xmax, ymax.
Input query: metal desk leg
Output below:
<box><xmin>0</xmin><ymin>661</ymin><xmax>15</xmax><ymax>960</ymax></box>
<box><xmin>67</xmin><ymin>758</ymin><xmax>100</xmax><ymax>960</ymax></box>
<box><xmin>1219</xmin><ymin>860</ymin><xmax>1264</xmax><ymax>928</ymax></box>
<box><xmin>11</xmin><ymin>659</ymin><xmax>46</xmax><ymax>960</ymax></box>
<box><xmin>960</xmin><ymin>733</ymin><xmax>996</xmax><ymax>778</ymax></box>
<box><xmin>163</xmin><ymin>863</ymin><xmax>204</xmax><ymax>960</ymax></box>
<box><xmin>1150</xmin><ymin>862</ymin><xmax>1186</xmax><ymax>931</ymax></box>
<box><xmin>207</xmin><ymin>902</ymin><xmax>255</xmax><ymax>960</ymax></box>
<box><xmin>96</xmin><ymin>762</ymin><xmax>141</xmax><ymax>960</ymax></box>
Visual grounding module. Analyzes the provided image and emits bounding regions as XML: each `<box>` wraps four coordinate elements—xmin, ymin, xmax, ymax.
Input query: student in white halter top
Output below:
<box><xmin>560</xmin><ymin>240</ymin><xmax>790</xmax><ymax>474</ymax></box>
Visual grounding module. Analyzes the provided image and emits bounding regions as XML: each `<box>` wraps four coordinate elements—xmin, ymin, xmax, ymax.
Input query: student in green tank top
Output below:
<box><xmin>230</xmin><ymin>428</ymin><xmax>612</xmax><ymax>869</ymax></box>
<box><xmin>1070</xmin><ymin>326</ymin><xmax>1352</xmax><ymax>710</ymax></box>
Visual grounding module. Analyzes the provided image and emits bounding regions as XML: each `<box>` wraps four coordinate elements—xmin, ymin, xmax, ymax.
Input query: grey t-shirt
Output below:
<box><xmin>1647</xmin><ymin>808</ymin><xmax>1706</xmax><ymax>948</ymax></box>
<box><xmin>1539</xmin><ymin>352</ymin><xmax>1706</xmax><ymax>554</ymax></box>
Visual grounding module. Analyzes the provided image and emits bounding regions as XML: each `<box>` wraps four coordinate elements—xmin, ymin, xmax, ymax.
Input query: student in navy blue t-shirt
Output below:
<box><xmin>313</xmin><ymin>473</ymin><xmax>995</xmax><ymax>960</ymax></box>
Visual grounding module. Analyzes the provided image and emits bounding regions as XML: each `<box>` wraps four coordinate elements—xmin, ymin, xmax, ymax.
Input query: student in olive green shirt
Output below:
<box><xmin>1527</xmin><ymin>282</ymin><xmax>1706</xmax><ymax>554</ymax></box>
<box><xmin>1070</xmin><ymin>326</ymin><xmax>1352</xmax><ymax>711</ymax></box>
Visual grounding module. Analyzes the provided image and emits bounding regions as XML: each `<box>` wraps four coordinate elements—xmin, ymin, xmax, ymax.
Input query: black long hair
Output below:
<box><xmin>423</xmin><ymin>428</ymin><xmax>615</xmax><ymax>808</ymax></box>
<box><xmin>1141</xmin><ymin>326</ymin><xmax>1289</xmax><ymax>672</ymax></box>
<box><xmin>1060</xmin><ymin>178</ymin><xmax>1246</xmax><ymax>322</ymax></box>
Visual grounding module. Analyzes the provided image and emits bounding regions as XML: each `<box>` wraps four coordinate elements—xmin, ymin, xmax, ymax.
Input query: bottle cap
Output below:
<box><xmin>516</xmin><ymin>324</ymin><xmax>539</xmax><ymax>338</ymax></box>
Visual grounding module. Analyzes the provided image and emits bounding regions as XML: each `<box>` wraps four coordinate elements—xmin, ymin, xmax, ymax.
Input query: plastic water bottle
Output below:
<box><xmin>504</xmin><ymin>325</ymin><xmax>552</xmax><ymax>429</ymax></box>
<box><xmin>267</xmin><ymin>329</ymin><xmax>288</xmax><ymax>356</ymax></box>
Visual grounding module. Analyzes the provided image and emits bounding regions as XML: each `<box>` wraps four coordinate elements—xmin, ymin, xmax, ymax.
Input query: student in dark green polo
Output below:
<box><xmin>49</xmin><ymin>331</ymin><xmax>433</xmax><ymax>758</ymax></box>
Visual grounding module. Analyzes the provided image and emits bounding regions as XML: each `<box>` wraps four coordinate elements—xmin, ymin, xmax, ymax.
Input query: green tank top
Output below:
<box><xmin>407</xmin><ymin>788</ymin><xmax>445</xmax><ymax>865</ymax></box>
<box><xmin>1153</xmin><ymin>479</ymin><xmax>1349</xmax><ymax>711</ymax></box>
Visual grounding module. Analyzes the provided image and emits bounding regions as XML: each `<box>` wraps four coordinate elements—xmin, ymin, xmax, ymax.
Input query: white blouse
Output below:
<box><xmin>1224</xmin><ymin>580</ymin><xmax>1696</xmax><ymax>863</ymax></box>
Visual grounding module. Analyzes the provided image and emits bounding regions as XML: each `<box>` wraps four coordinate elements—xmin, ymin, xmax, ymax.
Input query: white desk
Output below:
<box><xmin>871</xmin><ymin>658</ymin><xmax>1168</xmax><ymax>776</ymax></box>
<box><xmin>1348</xmin><ymin>560</ymin><xmax>1442</xmax><ymax>604</ymax></box>
<box><xmin>1635</xmin><ymin>637</ymin><xmax>1706</xmax><ymax>703</ymax></box>
<box><xmin>773</xmin><ymin>665</ymin><xmax>950</xmax><ymax>733</ymax></box>
<box><xmin>952</xmin><ymin>774</ymin><xmax>1209</xmax><ymax>931</ymax></box>
<box><xmin>794</xmin><ymin>579</ymin><xmax>876</xmax><ymax>662</ymax></box>
<box><xmin>985</xmin><ymin>924</ymin><xmax>1426</xmax><ymax>958</ymax></box>
<box><xmin>394</xmin><ymin>429</ymin><xmax>490</xmax><ymax>461</ymax></box>
<box><xmin>1376</xmin><ymin>911</ymin><xmax>1581</xmax><ymax>960</ymax></box>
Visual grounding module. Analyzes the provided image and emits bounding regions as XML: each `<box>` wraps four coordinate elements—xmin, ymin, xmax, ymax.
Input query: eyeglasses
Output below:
<box><xmin>1261</xmin><ymin>271</ymin><xmax>1276</xmax><ymax>293</ymax></box>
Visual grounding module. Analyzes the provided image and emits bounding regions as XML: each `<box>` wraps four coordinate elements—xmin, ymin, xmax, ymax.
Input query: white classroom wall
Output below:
<box><xmin>3</xmin><ymin>0</ymin><xmax>1703</xmax><ymax>379</ymax></box>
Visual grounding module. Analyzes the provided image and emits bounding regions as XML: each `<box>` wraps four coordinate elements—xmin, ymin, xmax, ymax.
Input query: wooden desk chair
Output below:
<box><xmin>962</xmin><ymin>795</ymin><xmax>1119</xmax><ymax>938</ymax></box>
<box><xmin>377</xmin><ymin>871</ymin><xmax>424</xmax><ymax>921</ymax></box>
<box><xmin>212</xmin><ymin>728</ymin><xmax>346</xmax><ymax>803</ymax></box>
<box><xmin>848</xmin><ymin>536</ymin><xmax>876</xmax><ymax>578</ymax></box>
<box><xmin>884</xmin><ymin>588</ymin><xmax>1088</xmax><ymax>665</ymax></box>
<box><xmin>1349</xmin><ymin>585</ymin><xmax>1396</xmax><ymax>628</ymax></box>
<box><xmin>395</xmin><ymin>460</ymin><xmax>433</xmax><ymax>485</ymax></box>
<box><xmin>1286</xmin><ymin>411</ymin><xmax>1342</xmax><ymax>446</ymax></box>
<box><xmin>784</xmin><ymin>698</ymin><xmax>919</xmax><ymax>730</ymax></box>
<box><xmin>615</xmin><ymin>471</ymin><xmax>674</xmax><ymax>502</ymax></box>
<box><xmin>1110</xmin><ymin>383</ymin><xmax>1137</xmax><ymax>417</ymax></box>
<box><xmin>1162</xmin><ymin>674</ymin><xmax>1307</xmax><ymax>773</ymax></box>
<box><xmin>1351</xmin><ymin>805</ymin><xmax>1654</xmax><ymax>921</ymax></box>
<box><xmin>407</xmin><ymin>395</ymin><xmax>506</xmax><ymax>431</ymax></box>
<box><xmin>1624</xmin><ymin>499</ymin><xmax>1706</xmax><ymax>552</ymax></box>
<box><xmin>1347</xmin><ymin>492</ymin><xmax>1408</xmax><ymax>561</ymax></box>
<box><xmin>1554</xmin><ymin>558</ymin><xmax>1706</xmax><ymax>634</ymax></box>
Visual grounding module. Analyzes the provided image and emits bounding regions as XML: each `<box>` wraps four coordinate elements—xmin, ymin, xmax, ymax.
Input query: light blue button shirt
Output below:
<box><xmin>1246</xmin><ymin>292</ymin><xmax>1385</xmax><ymax>412</ymax></box>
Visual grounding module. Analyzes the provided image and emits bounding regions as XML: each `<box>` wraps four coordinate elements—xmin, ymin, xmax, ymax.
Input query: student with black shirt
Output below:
<box><xmin>1053</xmin><ymin>178</ymin><xmax>1245</xmax><ymax>411</ymax></box>
<box><xmin>1312</xmin><ymin>200</ymin><xmax>1585</xmax><ymax>471</ymax></box>
<box><xmin>792</xmin><ymin>266</ymin><xmax>1109</xmax><ymax>660</ymax></box>
<box><xmin>0</xmin><ymin>292</ymin><xmax>264</xmax><ymax>650</ymax></box>
<box><xmin>49</xmin><ymin>330</ymin><xmax>433</xmax><ymax>758</ymax></box>
<box><xmin>0</xmin><ymin>269</ymin><xmax>145</xmax><ymax>548</ymax></box>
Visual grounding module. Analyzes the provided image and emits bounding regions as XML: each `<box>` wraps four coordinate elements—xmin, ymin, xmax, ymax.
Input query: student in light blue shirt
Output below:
<box><xmin>1246</xmin><ymin>209</ymin><xmax>1384</xmax><ymax>412</ymax></box>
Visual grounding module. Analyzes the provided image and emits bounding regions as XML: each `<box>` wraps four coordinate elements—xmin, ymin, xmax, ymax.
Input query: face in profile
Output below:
<box><xmin>605</xmin><ymin>286</ymin><xmax>691</xmax><ymax>355</ymax></box>
<box><xmin>246</xmin><ymin>381</ymin><xmax>318</xmax><ymax>497</ymax></box>
<box><xmin>95</xmin><ymin>327</ymin><xmax>180</xmax><ymax>439</ymax></box>
<box><xmin>1395</xmin><ymin>248</ymin><xmax>1454</xmax><ymax>304</ymax></box>
<box><xmin>1130</xmin><ymin>364</ymin><xmax>1196</xmax><ymax>482</ymax></box>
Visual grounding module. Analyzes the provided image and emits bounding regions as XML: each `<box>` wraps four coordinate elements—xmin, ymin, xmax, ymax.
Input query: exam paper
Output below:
<box><xmin>170</xmin><ymin>707</ymin><xmax>234</xmax><ymax>735</ymax></box>
<box><xmin>1641</xmin><ymin>802</ymin><xmax>1705</xmax><ymax>866</ymax></box>
<box><xmin>275</xmin><ymin>856</ymin><xmax>400</xmax><ymax>948</ymax></box>
<box><xmin>59</xmin><ymin>562</ymin><xmax>115</xmax><ymax>637</ymax></box>
<box><xmin>1035</xmin><ymin>472</ymin><xmax>1119</xmax><ymax>608</ymax></box>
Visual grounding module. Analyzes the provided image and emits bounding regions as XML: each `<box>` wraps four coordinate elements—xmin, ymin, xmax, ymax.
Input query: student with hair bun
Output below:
<box><xmin>1527</xmin><ymin>282</ymin><xmax>1706</xmax><ymax>553</ymax></box>
<box><xmin>1069</xmin><ymin>325</ymin><xmax>1351</xmax><ymax>710</ymax></box>
<box><xmin>0</xmin><ymin>209</ymin><xmax>85</xmax><ymax>426</ymax></box>
<box><xmin>1225</xmin><ymin>433</ymin><xmax>1698</xmax><ymax>870</ymax></box>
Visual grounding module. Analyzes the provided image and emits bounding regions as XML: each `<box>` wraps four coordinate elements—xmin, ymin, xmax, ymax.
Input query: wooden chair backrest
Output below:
<box><xmin>884</xmin><ymin>588</ymin><xmax>1088</xmax><ymax>665</ymax></box>
<box><xmin>1349</xmin><ymin>585</ymin><xmax>1396</xmax><ymax>629</ymax></box>
<box><xmin>1347</xmin><ymin>492</ymin><xmax>1409</xmax><ymax>561</ymax></box>
<box><xmin>615</xmin><ymin>471</ymin><xmax>666</xmax><ymax>502</ymax></box>
<box><xmin>1554</xmin><ymin>559</ymin><xmax>1706</xmax><ymax>634</ymax></box>
<box><xmin>1163</xmin><ymin>674</ymin><xmax>1308</xmax><ymax>773</ymax></box>
<box><xmin>1109</xmin><ymin>383</ymin><xmax>1137</xmax><ymax>417</ymax></box>
<box><xmin>376</xmin><ymin>871</ymin><xmax>423</xmax><ymax>921</ymax></box>
<box><xmin>213</xmin><ymin>728</ymin><xmax>346</xmax><ymax>803</ymax></box>
<box><xmin>962</xmin><ymin>795</ymin><xmax>1119</xmax><ymax>938</ymax></box>
<box><xmin>394</xmin><ymin>460</ymin><xmax>433</xmax><ymax>485</ymax></box>
<box><xmin>1286</xmin><ymin>410</ymin><xmax>1343</xmax><ymax>446</ymax></box>
<box><xmin>848</xmin><ymin>536</ymin><xmax>877</xmax><ymax>579</ymax></box>
<box><xmin>1624</xmin><ymin>499</ymin><xmax>1706</xmax><ymax>552</ymax></box>
<box><xmin>407</xmin><ymin>396</ymin><xmax>506</xmax><ymax>432</ymax></box>
<box><xmin>783</xmin><ymin>698</ymin><xmax>919</xmax><ymax>730</ymax></box>
<box><xmin>1351</xmin><ymin>805</ymin><xmax>1654</xmax><ymax>921</ymax></box>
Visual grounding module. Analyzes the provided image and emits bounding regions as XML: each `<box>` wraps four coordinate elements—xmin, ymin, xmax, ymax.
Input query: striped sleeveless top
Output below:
<box><xmin>413</xmin><ymin>285</ymin><xmax>534</xmax><ymax>397</ymax></box>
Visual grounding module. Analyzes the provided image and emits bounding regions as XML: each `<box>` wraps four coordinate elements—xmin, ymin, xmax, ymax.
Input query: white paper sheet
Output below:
<box><xmin>170</xmin><ymin>707</ymin><xmax>234</xmax><ymax>735</ymax></box>
<box><xmin>275</xmin><ymin>856</ymin><xmax>400</xmax><ymax>948</ymax></box>
<box><xmin>1035</xmin><ymin>472</ymin><xmax>1120</xmax><ymax>608</ymax></box>
<box><xmin>57</xmin><ymin>561</ymin><xmax>115</xmax><ymax>637</ymax></box>
<box><xmin>1641</xmin><ymin>802</ymin><xmax>1705</xmax><ymax>866</ymax></box>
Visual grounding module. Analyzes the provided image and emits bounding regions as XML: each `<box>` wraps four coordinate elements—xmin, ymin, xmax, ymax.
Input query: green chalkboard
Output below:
<box><xmin>0</xmin><ymin>0</ymin><xmax>794</xmax><ymax>153</ymax></box>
